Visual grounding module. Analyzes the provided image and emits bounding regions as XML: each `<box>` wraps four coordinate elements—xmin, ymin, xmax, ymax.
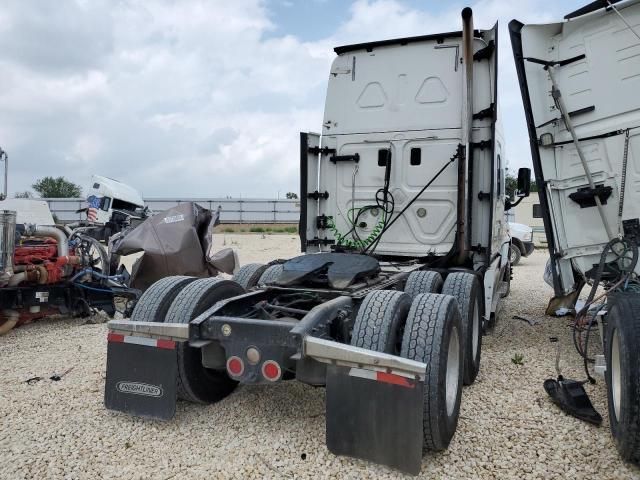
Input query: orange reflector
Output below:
<box><xmin>107</xmin><ymin>332</ymin><xmax>125</xmax><ymax>343</ymax></box>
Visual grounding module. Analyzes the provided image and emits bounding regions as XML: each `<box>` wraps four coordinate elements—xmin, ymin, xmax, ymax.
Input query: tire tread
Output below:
<box><xmin>165</xmin><ymin>278</ymin><xmax>243</xmax><ymax>403</ymax></box>
<box><xmin>351</xmin><ymin>290</ymin><xmax>411</xmax><ymax>353</ymax></box>
<box><xmin>131</xmin><ymin>276</ymin><xmax>196</xmax><ymax>323</ymax></box>
<box><xmin>401</xmin><ymin>293</ymin><xmax>462</xmax><ymax>452</ymax></box>
<box><xmin>258</xmin><ymin>264</ymin><xmax>284</xmax><ymax>286</ymax></box>
<box><xmin>442</xmin><ymin>272</ymin><xmax>482</xmax><ymax>385</ymax></box>
<box><xmin>233</xmin><ymin>263</ymin><xmax>268</xmax><ymax>290</ymax></box>
<box><xmin>404</xmin><ymin>271</ymin><xmax>443</xmax><ymax>299</ymax></box>
<box><xmin>608</xmin><ymin>294</ymin><xmax>640</xmax><ymax>463</ymax></box>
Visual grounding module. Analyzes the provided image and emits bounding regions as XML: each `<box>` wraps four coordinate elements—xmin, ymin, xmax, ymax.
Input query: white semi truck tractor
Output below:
<box><xmin>510</xmin><ymin>0</ymin><xmax>640</xmax><ymax>466</ymax></box>
<box><xmin>103</xmin><ymin>8</ymin><xmax>527</xmax><ymax>474</ymax></box>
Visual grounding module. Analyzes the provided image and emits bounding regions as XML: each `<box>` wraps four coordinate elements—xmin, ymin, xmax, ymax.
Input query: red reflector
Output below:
<box><xmin>226</xmin><ymin>356</ymin><xmax>244</xmax><ymax>376</ymax></box>
<box><xmin>262</xmin><ymin>361</ymin><xmax>281</xmax><ymax>381</ymax></box>
<box><xmin>376</xmin><ymin>371</ymin><xmax>415</xmax><ymax>389</ymax></box>
<box><xmin>156</xmin><ymin>339</ymin><xmax>176</xmax><ymax>350</ymax></box>
<box><xmin>107</xmin><ymin>332</ymin><xmax>125</xmax><ymax>343</ymax></box>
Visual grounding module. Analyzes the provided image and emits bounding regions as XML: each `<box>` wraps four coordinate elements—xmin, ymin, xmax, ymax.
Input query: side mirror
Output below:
<box><xmin>517</xmin><ymin>167</ymin><xmax>531</xmax><ymax>198</ymax></box>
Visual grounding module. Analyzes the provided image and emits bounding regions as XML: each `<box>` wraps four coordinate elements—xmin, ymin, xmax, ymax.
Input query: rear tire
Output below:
<box><xmin>442</xmin><ymin>272</ymin><xmax>482</xmax><ymax>386</ymax></box>
<box><xmin>258</xmin><ymin>264</ymin><xmax>284</xmax><ymax>286</ymax></box>
<box><xmin>165</xmin><ymin>278</ymin><xmax>245</xmax><ymax>404</ymax></box>
<box><xmin>233</xmin><ymin>263</ymin><xmax>268</xmax><ymax>290</ymax></box>
<box><xmin>605</xmin><ymin>294</ymin><xmax>640</xmax><ymax>464</ymax></box>
<box><xmin>130</xmin><ymin>276</ymin><xmax>197</xmax><ymax>323</ymax></box>
<box><xmin>404</xmin><ymin>271</ymin><xmax>443</xmax><ymax>299</ymax></box>
<box><xmin>509</xmin><ymin>244</ymin><xmax>521</xmax><ymax>266</ymax></box>
<box><xmin>401</xmin><ymin>293</ymin><xmax>463</xmax><ymax>452</ymax></box>
<box><xmin>351</xmin><ymin>290</ymin><xmax>411</xmax><ymax>354</ymax></box>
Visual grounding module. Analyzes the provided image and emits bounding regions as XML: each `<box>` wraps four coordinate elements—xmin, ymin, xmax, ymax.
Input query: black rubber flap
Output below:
<box><xmin>278</xmin><ymin>253</ymin><xmax>380</xmax><ymax>289</ymax></box>
<box><xmin>104</xmin><ymin>340</ymin><xmax>178</xmax><ymax>420</ymax></box>
<box><xmin>325</xmin><ymin>365</ymin><xmax>423</xmax><ymax>475</ymax></box>
<box><xmin>543</xmin><ymin>377</ymin><xmax>602</xmax><ymax>426</ymax></box>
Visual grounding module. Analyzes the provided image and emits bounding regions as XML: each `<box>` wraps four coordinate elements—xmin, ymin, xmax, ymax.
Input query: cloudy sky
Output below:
<box><xmin>0</xmin><ymin>0</ymin><xmax>588</xmax><ymax>199</ymax></box>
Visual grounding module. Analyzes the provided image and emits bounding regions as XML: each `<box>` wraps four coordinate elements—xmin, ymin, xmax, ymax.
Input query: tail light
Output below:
<box><xmin>261</xmin><ymin>360</ymin><xmax>281</xmax><ymax>382</ymax></box>
<box><xmin>226</xmin><ymin>356</ymin><xmax>244</xmax><ymax>377</ymax></box>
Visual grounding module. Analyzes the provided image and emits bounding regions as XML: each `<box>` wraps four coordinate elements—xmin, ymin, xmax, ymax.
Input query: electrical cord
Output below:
<box><xmin>363</xmin><ymin>144</ymin><xmax>463</xmax><ymax>255</ymax></box>
<box><xmin>367</xmin><ymin>151</ymin><xmax>395</xmax><ymax>255</ymax></box>
<box><xmin>572</xmin><ymin>237</ymin><xmax>638</xmax><ymax>382</ymax></box>
<box><xmin>329</xmin><ymin>147</ymin><xmax>394</xmax><ymax>252</ymax></box>
<box><xmin>576</xmin><ymin>238</ymin><xmax>638</xmax><ymax>321</ymax></box>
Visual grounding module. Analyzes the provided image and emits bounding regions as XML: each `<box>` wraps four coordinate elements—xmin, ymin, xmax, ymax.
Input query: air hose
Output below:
<box><xmin>327</xmin><ymin>211</ymin><xmax>386</xmax><ymax>250</ymax></box>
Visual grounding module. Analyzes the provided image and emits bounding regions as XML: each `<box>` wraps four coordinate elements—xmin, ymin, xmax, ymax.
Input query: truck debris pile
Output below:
<box><xmin>0</xmin><ymin>210</ymin><xmax>138</xmax><ymax>334</ymax></box>
<box><xmin>0</xmin><ymin>150</ymin><xmax>138</xmax><ymax>334</ymax></box>
<box><xmin>110</xmin><ymin>202</ymin><xmax>236</xmax><ymax>291</ymax></box>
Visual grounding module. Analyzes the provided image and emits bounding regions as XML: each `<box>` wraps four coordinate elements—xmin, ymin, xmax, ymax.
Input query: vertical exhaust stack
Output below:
<box><xmin>0</xmin><ymin>210</ymin><xmax>16</xmax><ymax>286</ymax></box>
<box><xmin>0</xmin><ymin>148</ymin><xmax>7</xmax><ymax>201</ymax></box>
<box><xmin>457</xmin><ymin>7</ymin><xmax>474</xmax><ymax>264</ymax></box>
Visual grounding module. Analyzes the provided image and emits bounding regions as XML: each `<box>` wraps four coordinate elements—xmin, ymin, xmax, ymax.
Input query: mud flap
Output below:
<box><xmin>543</xmin><ymin>377</ymin><xmax>602</xmax><ymax>426</ymax></box>
<box><xmin>325</xmin><ymin>365</ymin><xmax>424</xmax><ymax>475</ymax></box>
<box><xmin>104</xmin><ymin>333</ymin><xmax>178</xmax><ymax>420</ymax></box>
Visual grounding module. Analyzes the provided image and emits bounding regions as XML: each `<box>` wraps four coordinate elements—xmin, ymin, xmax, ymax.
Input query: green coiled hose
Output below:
<box><xmin>327</xmin><ymin>210</ymin><xmax>386</xmax><ymax>250</ymax></box>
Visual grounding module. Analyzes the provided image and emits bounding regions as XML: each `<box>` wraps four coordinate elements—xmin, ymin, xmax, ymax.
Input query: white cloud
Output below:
<box><xmin>71</xmin><ymin>134</ymin><xmax>104</xmax><ymax>164</ymax></box>
<box><xmin>0</xmin><ymin>0</ymin><xmax>582</xmax><ymax>198</ymax></box>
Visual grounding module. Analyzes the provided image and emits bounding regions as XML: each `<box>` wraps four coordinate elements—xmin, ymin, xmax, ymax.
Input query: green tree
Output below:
<box><xmin>32</xmin><ymin>177</ymin><xmax>82</xmax><ymax>198</ymax></box>
<box><xmin>285</xmin><ymin>192</ymin><xmax>298</xmax><ymax>199</ymax></box>
<box><xmin>505</xmin><ymin>172</ymin><xmax>518</xmax><ymax>199</ymax></box>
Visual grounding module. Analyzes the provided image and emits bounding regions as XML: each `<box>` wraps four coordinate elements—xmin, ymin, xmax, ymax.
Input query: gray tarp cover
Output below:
<box><xmin>112</xmin><ymin>202</ymin><xmax>234</xmax><ymax>291</ymax></box>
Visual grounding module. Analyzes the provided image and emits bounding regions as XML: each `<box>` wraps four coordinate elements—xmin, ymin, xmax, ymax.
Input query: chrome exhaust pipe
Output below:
<box><xmin>0</xmin><ymin>210</ymin><xmax>16</xmax><ymax>286</ymax></box>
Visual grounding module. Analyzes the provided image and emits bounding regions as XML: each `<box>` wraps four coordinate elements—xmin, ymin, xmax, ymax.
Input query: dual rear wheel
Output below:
<box><xmin>131</xmin><ymin>275</ymin><xmax>244</xmax><ymax>404</ymax></box>
<box><xmin>232</xmin><ymin>262</ymin><xmax>284</xmax><ymax>289</ymax></box>
<box><xmin>129</xmin><ymin>262</ymin><xmax>286</xmax><ymax>405</ymax></box>
<box><xmin>403</xmin><ymin>270</ymin><xmax>483</xmax><ymax>385</ymax></box>
<box><xmin>350</xmin><ymin>270</ymin><xmax>483</xmax><ymax>451</ymax></box>
<box><xmin>351</xmin><ymin>288</ymin><xmax>463</xmax><ymax>451</ymax></box>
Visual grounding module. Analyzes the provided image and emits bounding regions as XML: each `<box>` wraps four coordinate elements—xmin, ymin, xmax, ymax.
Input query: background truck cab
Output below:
<box><xmin>85</xmin><ymin>174</ymin><xmax>148</xmax><ymax>241</ymax></box>
<box><xmin>511</xmin><ymin>0</ymin><xmax>640</xmax><ymax>467</ymax></box>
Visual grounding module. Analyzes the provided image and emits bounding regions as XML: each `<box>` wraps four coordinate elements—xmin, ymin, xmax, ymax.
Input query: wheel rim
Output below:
<box><xmin>471</xmin><ymin>300</ymin><xmax>480</xmax><ymax>360</ymax></box>
<box><xmin>611</xmin><ymin>328</ymin><xmax>622</xmax><ymax>422</ymax></box>
<box><xmin>446</xmin><ymin>326</ymin><xmax>461</xmax><ymax>416</ymax></box>
<box><xmin>509</xmin><ymin>246</ymin><xmax>517</xmax><ymax>263</ymax></box>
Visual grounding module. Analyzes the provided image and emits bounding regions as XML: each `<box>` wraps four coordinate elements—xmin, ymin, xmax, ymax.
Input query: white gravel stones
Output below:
<box><xmin>1</xmin><ymin>240</ymin><xmax>640</xmax><ymax>479</ymax></box>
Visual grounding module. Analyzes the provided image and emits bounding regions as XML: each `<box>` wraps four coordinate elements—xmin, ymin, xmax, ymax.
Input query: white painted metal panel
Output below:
<box><xmin>319</xmin><ymin>28</ymin><xmax>499</xmax><ymax>257</ymax></box>
<box><xmin>519</xmin><ymin>0</ymin><xmax>640</xmax><ymax>285</ymax></box>
<box><xmin>0</xmin><ymin>199</ymin><xmax>55</xmax><ymax>225</ymax></box>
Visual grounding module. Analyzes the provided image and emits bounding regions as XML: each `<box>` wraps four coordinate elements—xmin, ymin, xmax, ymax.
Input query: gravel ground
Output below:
<box><xmin>1</xmin><ymin>236</ymin><xmax>640</xmax><ymax>479</ymax></box>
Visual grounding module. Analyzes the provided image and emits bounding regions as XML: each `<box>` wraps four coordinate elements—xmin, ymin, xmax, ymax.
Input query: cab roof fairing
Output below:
<box><xmin>91</xmin><ymin>174</ymin><xmax>144</xmax><ymax>208</ymax></box>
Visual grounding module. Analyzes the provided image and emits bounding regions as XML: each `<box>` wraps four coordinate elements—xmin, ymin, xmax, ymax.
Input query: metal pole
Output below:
<box><xmin>0</xmin><ymin>148</ymin><xmax>7</xmax><ymax>201</ymax></box>
<box><xmin>457</xmin><ymin>7</ymin><xmax>474</xmax><ymax>262</ymax></box>
<box><xmin>547</xmin><ymin>66</ymin><xmax>614</xmax><ymax>240</ymax></box>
